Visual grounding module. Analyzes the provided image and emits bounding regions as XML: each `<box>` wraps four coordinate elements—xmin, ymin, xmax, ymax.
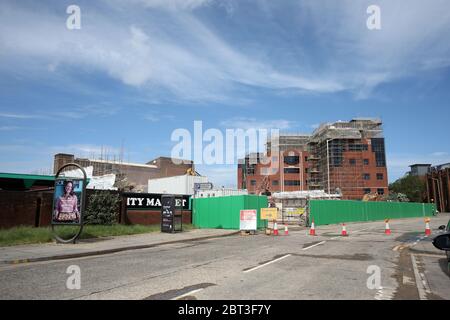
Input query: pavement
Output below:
<box><xmin>0</xmin><ymin>214</ymin><xmax>449</xmax><ymax>300</ymax></box>
<box><xmin>0</xmin><ymin>228</ymin><xmax>238</xmax><ymax>265</ymax></box>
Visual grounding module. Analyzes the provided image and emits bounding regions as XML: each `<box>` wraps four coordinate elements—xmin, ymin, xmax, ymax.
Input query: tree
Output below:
<box><xmin>389</xmin><ymin>175</ymin><xmax>426</xmax><ymax>203</ymax></box>
<box><xmin>84</xmin><ymin>191</ymin><xmax>121</xmax><ymax>225</ymax></box>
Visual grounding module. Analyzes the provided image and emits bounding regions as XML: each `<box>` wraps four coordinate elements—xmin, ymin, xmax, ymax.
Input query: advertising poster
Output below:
<box><xmin>239</xmin><ymin>209</ymin><xmax>257</xmax><ymax>231</ymax></box>
<box><xmin>52</xmin><ymin>179</ymin><xmax>83</xmax><ymax>224</ymax></box>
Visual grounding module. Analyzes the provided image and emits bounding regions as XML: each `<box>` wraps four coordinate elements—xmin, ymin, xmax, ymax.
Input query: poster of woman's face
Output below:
<box><xmin>52</xmin><ymin>179</ymin><xmax>83</xmax><ymax>224</ymax></box>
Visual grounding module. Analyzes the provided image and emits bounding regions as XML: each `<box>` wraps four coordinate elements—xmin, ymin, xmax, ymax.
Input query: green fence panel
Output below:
<box><xmin>193</xmin><ymin>195</ymin><xmax>268</xmax><ymax>229</ymax></box>
<box><xmin>309</xmin><ymin>200</ymin><xmax>435</xmax><ymax>226</ymax></box>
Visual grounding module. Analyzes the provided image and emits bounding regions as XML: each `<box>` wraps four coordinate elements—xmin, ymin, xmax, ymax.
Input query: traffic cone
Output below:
<box><xmin>309</xmin><ymin>220</ymin><xmax>316</xmax><ymax>236</ymax></box>
<box><xmin>385</xmin><ymin>219</ymin><xmax>391</xmax><ymax>235</ymax></box>
<box><xmin>425</xmin><ymin>218</ymin><xmax>431</xmax><ymax>236</ymax></box>
<box><xmin>284</xmin><ymin>225</ymin><xmax>289</xmax><ymax>236</ymax></box>
<box><xmin>273</xmin><ymin>222</ymin><xmax>279</xmax><ymax>236</ymax></box>
<box><xmin>341</xmin><ymin>223</ymin><xmax>348</xmax><ymax>236</ymax></box>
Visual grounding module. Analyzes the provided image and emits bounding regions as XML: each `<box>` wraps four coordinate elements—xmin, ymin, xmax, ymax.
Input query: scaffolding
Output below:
<box><xmin>307</xmin><ymin>118</ymin><xmax>385</xmax><ymax>199</ymax></box>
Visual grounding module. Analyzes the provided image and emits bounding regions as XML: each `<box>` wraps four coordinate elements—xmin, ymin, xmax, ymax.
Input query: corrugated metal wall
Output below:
<box><xmin>193</xmin><ymin>195</ymin><xmax>268</xmax><ymax>229</ymax></box>
<box><xmin>309</xmin><ymin>200</ymin><xmax>436</xmax><ymax>226</ymax></box>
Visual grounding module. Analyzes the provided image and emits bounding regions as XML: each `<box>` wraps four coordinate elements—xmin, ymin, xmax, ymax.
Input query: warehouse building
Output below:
<box><xmin>238</xmin><ymin>118</ymin><xmax>389</xmax><ymax>200</ymax></box>
<box><xmin>54</xmin><ymin>154</ymin><xmax>194</xmax><ymax>192</ymax></box>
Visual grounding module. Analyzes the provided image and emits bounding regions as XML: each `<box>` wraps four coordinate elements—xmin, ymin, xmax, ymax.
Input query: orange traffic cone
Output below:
<box><xmin>273</xmin><ymin>222</ymin><xmax>279</xmax><ymax>236</ymax></box>
<box><xmin>385</xmin><ymin>219</ymin><xmax>391</xmax><ymax>235</ymax></box>
<box><xmin>341</xmin><ymin>223</ymin><xmax>348</xmax><ymax>236</ymax></box>
<box><xmin>425</xmin><ymin>218</ymin><xmax>431</xmax><ymax>236</ymax></box>
<box><xmin>309</xmin><ymin>220</ymin><xmax>316</xmax><ymax>236</ymax></box>
<box><xmin>284</xmin><ymin>225</ymin><xmax>289</xmax><ymax>236</ymax></box>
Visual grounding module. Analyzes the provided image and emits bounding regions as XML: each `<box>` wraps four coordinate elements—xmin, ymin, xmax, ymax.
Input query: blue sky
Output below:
<box><xmin>1</xmin><ymin>0</ymin><xmax>450</xmax><ymax>187</ymax></box>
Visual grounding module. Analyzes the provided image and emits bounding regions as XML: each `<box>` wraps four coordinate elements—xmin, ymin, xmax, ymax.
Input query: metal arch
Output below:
<box><xmin>52</xmin><ymin>163</ymin><xmax>87</xmax><ymax>244</ymax></box>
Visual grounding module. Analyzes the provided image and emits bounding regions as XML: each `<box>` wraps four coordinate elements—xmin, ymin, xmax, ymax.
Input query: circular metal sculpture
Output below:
<box><xmin>51</xmin><ymin>163</ymin><xmax>87</xmax><ymax>244</ymax></box>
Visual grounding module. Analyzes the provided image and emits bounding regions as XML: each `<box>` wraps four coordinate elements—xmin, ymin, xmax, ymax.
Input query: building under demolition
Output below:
<box><xmin>238</xmin><ymin>118</ymin><xmax>389</xmax><ymax>200</ymax></box>
<box><xmin>54</xmin><ymin>154</ymin><xmax>194</xmax><ymax>192</ymax></box>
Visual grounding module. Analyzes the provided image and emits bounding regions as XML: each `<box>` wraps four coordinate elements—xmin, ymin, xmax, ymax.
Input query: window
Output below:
<box><xmin>363</xmin><ymin>173</ymin><xmax>371</xmax><ymax>180</ymax></box>
<box><xmin>364</xmin><ymin>188</ymin><xmax>371</xmax><ymax>194</ymax></box>
<box><xmin>371</xmin><ymin>138</ymin><xmax>386</xmax><ymax>167</ymax></box>
<box><xmin>284</xmin><ymin>156</ymin><xmax>299</xmax><ymax>165</ymax></box>
<box><xmin>272</xmin><ymin>180</ymin><xmax>279</xmax><ymax>186</ymax></box>
<box><xmin>305</xmin><ymin>156</ymin><xmax>308</xmax><ymax>162</ymax></box>
<box><xmin>250</xmin><ymin>180</ymin><xmax>256</xmax><ymax>186</ymax></box>
<box><xmin>377</xmin><ymin>173</ymin><xmax>384</xmax><ymax>180</ymax></box>
<box><xmin>349</xmin><ymin>159</ymin><xmax>356</xmax><ymax>166</ymax></box>
<box><xmin>284</xmin><ymin>168</ymin><xmax>300</xmax><ymax>174</ymax></box>
<box><xmin>246</xmin><ymin>168</ymin><xmax>255</xmax><ymax>175</ymax></box>
<box><xmin>348</xmin><ymin>144</ymin><xmax>369</xmax><ymax>151</ymax></box>
<box><xmin>377</xmin><ymin>188</ymin><xmax>385</xmax><ymax>195</ymax></box>
<box><xmin>260</xmin><ymin>167</ymin><xmax>270</xmax><ymax>175</ymax></box>
<box><xmin>364</xmin><ymin>159</ymin><xmax>369</xmax><ymax>166</ymax></box>
<box><xmin>271</xmin><ymin>168</ymin><xmax>278</xmax><ymax>174</ymax></box>
<box><xmin>305</xmin><ymin>168</ymin><xmax>309</xmax><ymax>173</ymax></box>
<box><xmin>284</xmin><ymin>180</ymin><xmax>301</xmax><ymax>186</ymax></box>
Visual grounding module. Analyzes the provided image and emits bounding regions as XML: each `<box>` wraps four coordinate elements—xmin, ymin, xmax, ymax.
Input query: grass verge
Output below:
<box><xmin>0</xmin><ymin>224</ymin><xmax>195</xmax><ymax>247</ymax></box>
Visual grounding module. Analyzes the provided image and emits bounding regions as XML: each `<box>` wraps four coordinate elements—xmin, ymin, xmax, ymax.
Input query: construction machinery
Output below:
<box><xmin>257</xmin><ymin>175</ymin><xmax>271</xmax><ymax>196</ymax></box>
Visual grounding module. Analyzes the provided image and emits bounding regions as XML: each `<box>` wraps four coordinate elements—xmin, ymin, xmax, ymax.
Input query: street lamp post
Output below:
<box><xmin>327</xmin><ymin>139</ymin><xmax>331</xmax><ymax>195</ymax></box>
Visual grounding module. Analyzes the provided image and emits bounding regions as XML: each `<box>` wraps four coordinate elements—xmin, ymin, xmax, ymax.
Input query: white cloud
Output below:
<box><xmin>431</xmin><ymin>152</ymin><xmax>448</xmax><ymax>157</ymax></box>
<box><xmin>0</xmin><ymin>113</ymin><xmax>45</xmax><ymax>119</ymax></box>
<box><xmin>0</xmin><ymin>1</ymin><xmax>449</xmax><ymax>103</ymax></box>
<box><xmin>0</xmin><ymin>126</ymin><xmax>22</xmax><ymax>131</ymax></box>
<box><xmin>220</xmin><ymin>117</ymin><xmax>295</xmax><ymax>130</ymax></box>
<box><xmin>127</xmin><ymin>0</ymin><xmax>211</xmax><ymax>10</ymax></box>
<box><xmin>0</xmin><ymin>1</ymin><xmax>343</xmax><ymax>104</ymax></box>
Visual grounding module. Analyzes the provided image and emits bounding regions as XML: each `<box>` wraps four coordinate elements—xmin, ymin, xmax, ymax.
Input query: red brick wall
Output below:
<box><xmin>0</xmin><ymin>189</ymin><xmax>193</xmax><ymax>229</ymax></box>
<box><xmin>0</xmin><ymin>191</ymin><xmax>54</xmax><ymax>228</ymax></box>
<box><xmin>0</xmin><ymin>189</ymin><xmax>121</xmax><ymax>229</ymax></box>
<box><xmin>124</xmin><ymin>210</ymin><xmax>192</xmax><ymax>225</ymax></box>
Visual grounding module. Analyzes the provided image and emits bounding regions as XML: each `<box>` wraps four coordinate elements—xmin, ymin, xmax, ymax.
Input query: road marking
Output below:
<box><xmin>352</xmin><ymin>227</ymin><xmax>371</xmax><ymax>233</ymax></box>
<box><xmin>302</xmin><ymin>241</ymin><xmax>326</xmax><ymax>251</ymax></box>
<box><xmin>243</xmin><ymin>254</ymin><xmax>292</xmax><ymax>273</ymax></box>
<box><xmin>412</xmin><ymin>253</ymin><xmax>446</xmax><ymax>258</ymax></box>
<box><xmin>411</xmin><ymin>254</ymin><xmax>431</xmax><ymax>300</ymax></box>
<box><xmin>171</xmin><ymin>288</ymin><xmax>204</xmax><ymax>300</ymax></box>
<box><xmin>374</xmin><ymin>286</ymin><xmax>395</xmax><ymax>300</ymax></box>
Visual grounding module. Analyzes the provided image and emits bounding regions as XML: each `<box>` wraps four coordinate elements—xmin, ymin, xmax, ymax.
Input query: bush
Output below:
<box><xmin>84</xmin><ymin>191</ymin><xmax>121</xmax><ymax>225</ymax></box>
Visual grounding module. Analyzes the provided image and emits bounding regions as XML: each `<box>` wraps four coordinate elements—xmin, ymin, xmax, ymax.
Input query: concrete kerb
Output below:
<box><xmin>2</xmin><ymin>231</ymin><xmax>240</xmax><ymax>266</ymax></box>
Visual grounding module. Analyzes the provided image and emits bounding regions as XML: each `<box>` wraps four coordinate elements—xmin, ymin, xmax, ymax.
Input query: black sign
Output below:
<box><xmin>161</xmin><ymin>195</ymin><xmax>176</xmax><ymax>233</ymax></box>
<box><xmin>124</xmin><ymin>193</ymin><xmax>190</xmax><ymax>210</ymax></box>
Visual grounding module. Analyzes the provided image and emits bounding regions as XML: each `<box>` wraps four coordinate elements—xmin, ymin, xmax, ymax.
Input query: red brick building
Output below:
<box><xmin>238</xmin><ymin>118</ymin><xmax>389</xmax><ymax>200</ymax></box>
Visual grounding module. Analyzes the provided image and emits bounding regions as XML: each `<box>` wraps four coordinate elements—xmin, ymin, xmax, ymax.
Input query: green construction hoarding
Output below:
<box><xmin>309</xmin><ymin>200</ymin><xmax>436</xmax><ymax>226</ymax></box>
<box><xmin>192</xmin><ymin>195</ymin><xmax>268</xmax><ymax>229</ymax></box>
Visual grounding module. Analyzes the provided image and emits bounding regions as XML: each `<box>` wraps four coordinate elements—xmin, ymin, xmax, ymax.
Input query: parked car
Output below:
<box><xmin>433</xmin><ymin>220</ymin><xmax>450</xmax><ymax>265</ymax></box>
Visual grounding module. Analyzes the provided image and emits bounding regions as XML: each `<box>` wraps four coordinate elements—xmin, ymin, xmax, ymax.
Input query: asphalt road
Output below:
<box><xmin>1</xmin><ymin>214</ymin><xmax>449</xmax><ymax>300</ymax></box>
